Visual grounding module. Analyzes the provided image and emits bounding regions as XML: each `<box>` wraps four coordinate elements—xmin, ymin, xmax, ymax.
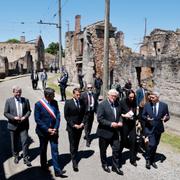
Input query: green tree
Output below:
<box><xmin>6</xmin><ymin>39</ymin><xmax>20</xmax><ymax>43</ymax></box>
<box><xmin>45</xmin><ymin>42</ymin><xmax>65</xmax><ymax>57</ymax></box>
<box><xmin>45</xmin><ymin>42</ymin><xmax>59</xmax><ymax>55</ymax></box>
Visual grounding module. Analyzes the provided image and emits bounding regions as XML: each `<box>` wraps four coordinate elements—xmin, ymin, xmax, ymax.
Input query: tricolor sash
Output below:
<box><xmin>39</xmin><ymin>98</ymin><xmax>56</xmax><ymax>120</ymax></box>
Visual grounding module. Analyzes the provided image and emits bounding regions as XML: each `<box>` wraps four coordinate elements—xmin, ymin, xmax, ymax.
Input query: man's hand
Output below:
<box><xmin>74</xmin><ymin>123</ymin><xmax>84</xmax><ymax>129</ymax></box>
<box><xmin>117</xmin><ymin>122</ymin><xmax>123</xmax><ymax>127</ymax></box>
<box><xmin>111</xmin><ymin>122</ymin><xmax>121</xmax><ymax>128</ymax></box>
<box><xmin>14</xmin><ymin>116</ymin><xmax>21</xmax><ymax>123</ymax></box>
<box><xmin>48</xmin><ymin>128</ymin><xmax>57</xmax><ymax>135</ymax></box>
<box><xmin>162</xmin><ymin>114</ymin><xmax>169</xmax><ymax>122</ymax></box>
<box><xmin>20</xmin><ymin>116</ymin><xmax>26</xmax><ymax>121</ymax></box>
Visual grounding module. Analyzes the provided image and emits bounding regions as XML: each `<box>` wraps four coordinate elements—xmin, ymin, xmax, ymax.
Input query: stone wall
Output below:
<box><xmin>140</xmin><ymin>29</ymin><xmax>180</xmax><ymax>56</ymax></box>
<box><xmin>0</xmin><ymin>35</ymin><xmax>44</xmax><ymax>78</ymax></box>
<box><xmin>0</xmin><ymin>56</ymin><xmax>8</xmax><ymax>78</ymax></box>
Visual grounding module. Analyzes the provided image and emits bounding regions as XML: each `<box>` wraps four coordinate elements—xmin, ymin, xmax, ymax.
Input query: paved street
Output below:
<box><xmin>0</xmin><ymin>75</ymin><xmax>180</xmax><ymax>180</ymax></box>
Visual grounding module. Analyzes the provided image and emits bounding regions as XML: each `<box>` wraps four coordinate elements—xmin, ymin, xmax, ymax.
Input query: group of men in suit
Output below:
<box><xmin>4</xmin><ymin>83</ymin><xmax>170</xmax><ymax>177</ymax></box>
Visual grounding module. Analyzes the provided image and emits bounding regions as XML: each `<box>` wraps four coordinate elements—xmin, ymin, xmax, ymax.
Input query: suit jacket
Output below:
<box><xmin>136</xmin><ymin>88</ymin><xmax>145</xmax><ymax>106</ymax></box>
<box><xmin>64</xmin><ymin>99</ymin><xmax>85</xmax><ymax>132</ymax></box>
<box><xmin>34</xmin><ymin>99</ymin><xmax>60</xmax><ymax>137</ymax></box>
<box><xmin>142</xmin><ymin>101</ymin><xmax>170</xmax><ymax>135</ymax></box>
<box><xmin>4</xmin><ymin>97</ymin><xmax>31</xmax><ymax>131</ymax></box>
<box><xmin>97</xmin><ymin>99</ymin><xmax>122</xmax><ymax>139</ymax></box>
<box><xmin>80</xmin><ymin>92</ymin><xmax>98</xmax><ymax>113</ymax></box>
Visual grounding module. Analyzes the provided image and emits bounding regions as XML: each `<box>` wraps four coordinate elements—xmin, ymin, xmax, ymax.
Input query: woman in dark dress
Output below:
<box><xmin>120</xmin><ymin>90</ymin><xmax>138</xmax><ymax>166</ymax></box>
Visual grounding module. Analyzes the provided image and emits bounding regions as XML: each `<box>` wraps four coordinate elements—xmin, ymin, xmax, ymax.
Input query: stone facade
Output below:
<box><xmin>140</xmin><ymin>28</ymin><xmax>180</xmax><ymax>56</ymax></box>
<box><xmin>64</xmin><ymin>15</ymin><xmax>127</xmax><ymax>86</ymax></box>
<box><xmin>0</xmin><ymin>35</ymin><xmax>45</xmax><ymax>78</ymax></box>
<box><xmin>64</xmin><ymin>17</ymin><xmax>180</xmax><ymax>116</ymax></box>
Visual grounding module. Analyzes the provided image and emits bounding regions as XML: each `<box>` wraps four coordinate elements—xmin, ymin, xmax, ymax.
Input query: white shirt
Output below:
<box><xmin>15</xmin><ymin>97</ymin><xmax>22</xmax><ymax>117</ymax></box>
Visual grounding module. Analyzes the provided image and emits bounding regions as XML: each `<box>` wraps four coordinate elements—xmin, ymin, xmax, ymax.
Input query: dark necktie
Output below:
<box><xmin>76</xmin><ymin>99</ymin><xmax>80</xmax><ymax>108</ymax></box>
<box><xmin>89</xmin><ymin>93</ymin><xmax>92</xmax><ymax>105</ymax></box>
<box><xmin>153</xmin><ymin>104</ymin><xmax>157</xmax><ymax>116</ymax></box>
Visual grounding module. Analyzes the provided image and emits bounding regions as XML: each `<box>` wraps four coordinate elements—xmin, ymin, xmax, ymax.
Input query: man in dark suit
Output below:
<box><xmin>4</xmin><ymin>86</ymin><xmax>31</xmax><ymax>166</ymax></box>
<box><xmin>31</xmin><ymin>70</ymin><xmax>39</xmax><ymax>90</ymax></box>
<box><xmin>97</xmin><ymin>89</ymin><xmax>123</xmax><ymax>175</ymax></box>
<box><xmin>64</xmin><ymin>88</ymin><xmax>85</xmax><ymax>172</ymax></box>
<box><xmin>58</xmin><ymin>70</ymin><xmax>68</xmax><ymax>101</ymax></box>
<box><xmin>94</xmin><ymin>74</ymin><xmax>103</xmax><ymax>99</ymax></box>
<box><xmin>34</xmin><ymin>88</ymin><xmax>67</xmax><ymax>177</ymax></box>
<box><xmin>80</xmin><ymin>83</ymin><xmax>98</xmax><ymax>147</ymax></box>
<box><xmin>142</xmin><ymin>90</ymin><xmax>170</xmax><ymax>169</ymax></box>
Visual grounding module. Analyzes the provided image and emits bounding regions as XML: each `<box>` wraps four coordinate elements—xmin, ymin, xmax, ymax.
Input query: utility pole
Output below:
<box><xmin>103</xmin><ymin>0</ymin><xmax>110</xmax><ymax>98</ymax></box>
<box><xmin>58</xmin><ymin>0</ymin><xmax>62</xmax><ymax>72</ymax></box>
<box><xmin>144</xmin><ymin>18</ymin><xmax>147</xmax><ymax>37</ymax></box>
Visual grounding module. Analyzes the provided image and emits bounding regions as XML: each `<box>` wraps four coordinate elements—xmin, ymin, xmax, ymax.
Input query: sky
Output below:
<box><xmin>0</xmin><ymin>0</ymin><xmax>180</xmax><ymax>52</ymax></box>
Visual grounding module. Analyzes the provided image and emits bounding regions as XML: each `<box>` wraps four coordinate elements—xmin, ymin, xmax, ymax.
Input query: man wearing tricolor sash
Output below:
<box><xmin>34</xmin><ymin>87</ymin><xmax>67</xmax><ymax>177</ymax></box>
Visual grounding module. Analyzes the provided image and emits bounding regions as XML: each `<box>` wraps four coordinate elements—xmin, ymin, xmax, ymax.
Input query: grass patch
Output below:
<box><xmin>47</xmin><ymin>74</ymin><xmax>72</xmax><ymax>97</ymax></box>
<box><xmin>161</xmin><ymin>132</ymin><xmax>180</xmax><ymax>152</ymax></box>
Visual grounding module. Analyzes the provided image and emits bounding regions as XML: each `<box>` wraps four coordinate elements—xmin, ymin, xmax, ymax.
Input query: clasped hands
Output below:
<box><xmin>14</xmin><ymin>116</ymin><xmax>26</xmax><ymax>123</ymax></box>
<box><xmin>48</xmin><ymin>128</ymin><xmax>57</xmax><ymax>135</ymax></box>
<box><xmin>74</xmin><ymin>123</ymin><xmax>84</xmax><ymax>129</ymax></box>
<box><xmin>111</xmin><ymin>122</ymin><xmax>123</xmax><ymax>128</ymax></box>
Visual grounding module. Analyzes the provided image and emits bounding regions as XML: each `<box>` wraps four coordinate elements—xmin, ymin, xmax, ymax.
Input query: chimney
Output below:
<box><xmin>75</xmin><ymin>15</ymin><xmax>81</xmax><ymax>34</ymax></box>
<box><xmin>20</xmin><ymin>36</ymin><xmax>25</xmax><ymax>43</ymax></box>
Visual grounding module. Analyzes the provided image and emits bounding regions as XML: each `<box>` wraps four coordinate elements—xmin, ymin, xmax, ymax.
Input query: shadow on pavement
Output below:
<box><xmin>48</xmin><ymin>150</ymin><xmax>94</xmax><ymax>170</ymax></box>
<box><xmin>7</xmin><ymin>166</ymin><xmax>55</xmax><ymax>180</ymax></box>
<box><xmin>0</xmin><ymin>120</ymin><xmax>39</xmax><ymax>180</ymax></box>
<box><xmin>0</xmin><ymin>120</ymin><xmax>12</xmax><ymax>180</ymax></box>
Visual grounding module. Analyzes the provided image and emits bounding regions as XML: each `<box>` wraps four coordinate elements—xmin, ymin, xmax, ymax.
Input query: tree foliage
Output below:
<box><xmin>45</xmin><ymin>42</ymin><xmax>65</xmax><ymax>57</ymax></box>
<box><xmin>45</xmin><ymin>42</ymin><xmax>59</xmax><ymax>55</ymax></box>
<box><xmin>6</xmin><ymin>39</ymin><xmax>20</xmax><ymax>43</ymax></box>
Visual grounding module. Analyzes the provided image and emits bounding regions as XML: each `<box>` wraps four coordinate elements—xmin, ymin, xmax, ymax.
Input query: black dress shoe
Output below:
<box><xmin>41</xmin><ymin>165</ymin><xmax>50</xmax><ymax>172</ymax></box>
<box><xmin>151</xmin><ymin>162</ymin><xmax>158</xmax><ymax>169</ymax></box>
<box><xmin>14</xmin><ymin>156</ymin><xmax>19</xmax><ymax>164</ymax></box>
<box><xmin>55</xmin><ymin>170</ymin><xmax>67</xmax><ymax>178</ymax></box>
<box><xmin>130</xmin><ymin>161</ymin><xmax>137</xmax><ymax>167</ymax></box>
<box><xmin>102</xmin><ymin>165</ymin><xmax>110</xmax><ymax>173</ymax></box>
<box><xmin>112</xmin><ymin>167</ymin><xmax>124</xmax><ymax>175</ymax></box>
<box><xmin>146</xmin><ymin>160</ymin><xmax>151</xmax><ymax>169</ymax></box>
<box><xmin>86</xmin><ymin>141</ymin><xmax>90</xmax><ymax>147</ymax></box>
<box><xmin>73</xmin><ymin>167</ymin><xmax>79</xmax><ymax>172</ymax></box>
<box><xmin>24</xmin><ymin>159</ymin><xmax>32</xmax><ymax>167</ymax></box>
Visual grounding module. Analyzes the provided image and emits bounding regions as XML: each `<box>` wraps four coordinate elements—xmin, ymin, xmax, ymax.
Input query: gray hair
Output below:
<box><xmin>107</xmin><ymin>89</ymin><xmax>119</xmax><ymax>96</ymax></box>
<box><xmin>12</xmin><ymin>85</ymin><xmax>22</xmax><ymax>92</ymax></box>
<box><xmin>152</xmin><ymin>89</ymin><xmax>160</xmax><ymax>97</ymax></box>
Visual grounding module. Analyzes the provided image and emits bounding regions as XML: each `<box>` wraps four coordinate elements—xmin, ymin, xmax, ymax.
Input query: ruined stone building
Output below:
<box><xmin>64</xmin><ymin>15</ymin><xmax>131</xmax><ymax>86</ymax></box>
<box><xmin>0</xmin><ymin>35</ymin><xmax>45</xmax><ymax>78</ymax></box>
<box><xmin>64</xmin><ymin>15</ymin><xmax>180</xmax><ymax>116</ymax></box>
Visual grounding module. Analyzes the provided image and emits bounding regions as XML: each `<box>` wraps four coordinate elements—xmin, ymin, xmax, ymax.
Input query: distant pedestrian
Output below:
<box><xmin>58</xmin><ymin>70</ymin><xmax>68</xmax><ymax>101</ymax></box>
<box><xmin>111</xmin><ymin>78</ymin><xmax>124</xmax><ymax>100</ymax></box>
<box><xmin>34</xmin><ymin>87</ymin><xmax>67</xmax><ymax>177</ymax></box>
<box><xmin>4</xmin><ymin>86</ymin><xmax>32</xmax><ymax>167</ymax></box>
<box><xmin>40</xmin><ymin>69</ymin><xmax>48</xmax><ymax>90</ymax></box>
<box><xmin>94</xmin><ymin>74</ymin><xmax>103</xmax><ymax>100</ymax></box>
<box><xmin>78</xmin><ymin>71</ymin><xmax>84</xmax><ymax>90</ymax></box>
<box><xmin>31</xmin><ymin>70</ymin><xmax>39</xmax><ymax>89</ymax></box>
<box><xmin>124</xmin><ymin>79</ymin><xmax>132</xmax><ymax>97</ymax></box>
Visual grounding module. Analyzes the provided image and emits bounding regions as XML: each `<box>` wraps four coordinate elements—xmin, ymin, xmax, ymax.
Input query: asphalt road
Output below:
<box><xmin>0</xmin><ymin>75</ymin><xmax>180</xmax><ymax>180</ymax></box>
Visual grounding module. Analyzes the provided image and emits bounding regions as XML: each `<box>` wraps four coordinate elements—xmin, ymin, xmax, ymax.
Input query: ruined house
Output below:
<box><xmin>65</xmin><ymin>15</ymin><xmax>180</xmax><ymax>116</ymax></box>
<box><xmin>64</xmin><ymin>15</ymin><xmax>131</xmax><ymax>86</ymax></box>
<box><xmin>0</xmin><ymin>35</ymin><xmax>45</xmax><ymax>78</ymax></box>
